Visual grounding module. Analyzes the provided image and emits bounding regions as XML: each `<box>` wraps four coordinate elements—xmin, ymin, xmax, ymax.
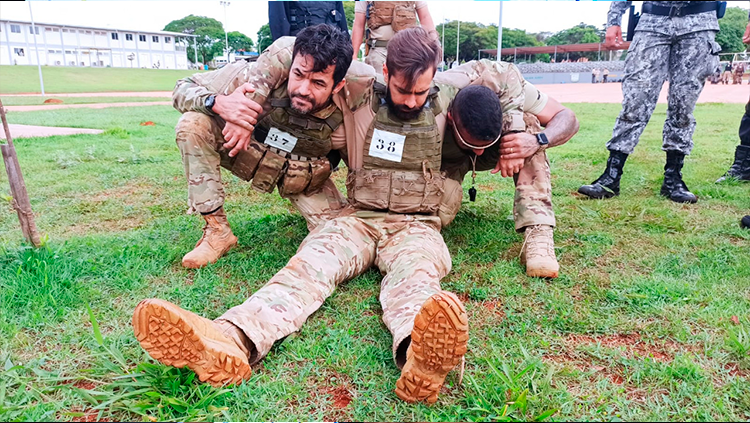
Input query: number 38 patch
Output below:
<box><xmin>369</xmin><ymin>128</ymin><xmax>405</xmax><ymax>162</ymax></box>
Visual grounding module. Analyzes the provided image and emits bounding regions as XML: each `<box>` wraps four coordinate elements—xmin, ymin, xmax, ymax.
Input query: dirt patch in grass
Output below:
<box><xmin>328</xmin><ymin>386</ymin><xmax>352</xmax><ymax>408</ymax></box>
<box><xmin>72</xmin><ymin>380</ymin><xmax>97</xmax><ymax>390</ymax></box>
<box><xmin>564</xmin><ymin>333</ymin><xmax>680</xmax><ymax>362</ymax></box>
<box><xmin>68</xmin><ymin>408</ymin><xmax>99</xmax><ymax>422</ymax></box>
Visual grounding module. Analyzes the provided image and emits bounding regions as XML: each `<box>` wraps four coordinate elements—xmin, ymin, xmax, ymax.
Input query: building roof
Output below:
<box><xmin>480</xmin><ymin>42</ymin><xmax>631</xmax><ymax>56</ymax></box>
<box><xmin>1</xmin><ymin>19</ymin><xmax>196</xmax><ymax>38</ymax></box>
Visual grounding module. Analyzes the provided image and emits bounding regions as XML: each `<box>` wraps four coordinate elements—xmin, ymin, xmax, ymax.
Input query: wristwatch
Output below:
<box><xmin>204</xmin><ymin>94</ymin><xmax>217</xmax><ymax>114</ymax></box>
<box><xmin>536</xmin><ymin>132</ymin><xmax>549</xmax><ymax>151</ymax></box>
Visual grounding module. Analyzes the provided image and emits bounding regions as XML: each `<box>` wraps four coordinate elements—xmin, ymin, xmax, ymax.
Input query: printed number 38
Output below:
<box><xmin>375</xmin><ymin>138</ymin><xmax>396</xmax><ymax>152</ymax></box>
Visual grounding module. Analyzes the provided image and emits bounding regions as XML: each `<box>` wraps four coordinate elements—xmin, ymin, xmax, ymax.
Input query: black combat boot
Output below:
<box><xmin>578</xmin><ymin>150</ymin><xmax>628</xmax><ymax>199</ymax></box>
<box><xmin>716</xmin><ymin>145</ymin><xmax>750</xmax><ymax>183</ymax></box>
<box><xmin>661</xmin><ymin>151</ymin><xmax>697</xmax><ymax>204</ymax></box>
<box><xmin>741</xmin><ymin>215</ymin><xmax>750</xmax><ymax>229</ymax></box>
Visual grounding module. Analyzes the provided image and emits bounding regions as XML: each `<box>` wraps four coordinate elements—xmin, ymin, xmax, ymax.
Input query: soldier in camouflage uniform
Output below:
<box><xmin>579</xmin><ymin>1</ymin><xmax>723</xmax><ymax>204</ymax></box>
<box><xmin>171</xmin><ymin>25</ymin><xmax>373</xmax><ymax>269</ymax></box>
<box><xmin>435</xmin><ymin>64</ymin><xmax>579</xmax><ymax>279</ymax></box>
<box><xmin>134</xmin><ymin>28</ymin><xmax>470</xmax><ymax>404</ymax></box>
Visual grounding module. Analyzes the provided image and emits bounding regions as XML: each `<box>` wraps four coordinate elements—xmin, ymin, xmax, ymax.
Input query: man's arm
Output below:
<box><xmin>416</xmin><ymin>5</ymin><xmax>436</xmax><ymax>34</ymax></box>
<box><xmin>351</xmin><ymin>11</ymin><xmax>366</xmax><ymax>60</ymax></box>
<box><xmin>605</xmin><ymin>1</ymin><xmax>631</xmax><ymax>48</ymax></box>
<box><xmin>499</xmin><ymin>96</ymin><xmax>579</xmax><ymax>160</ymax></box>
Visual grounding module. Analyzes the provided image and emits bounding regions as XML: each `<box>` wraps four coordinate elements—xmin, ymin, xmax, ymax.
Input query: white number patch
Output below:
<box><xmin>369</xmin><ymin>128</ymin><xmax>405</xmax><ymax>162</ymax></box>
<box><xmin>265</xmin><ymin>127</ymin><xmax>298</xmax><ymax>153</ymax></box>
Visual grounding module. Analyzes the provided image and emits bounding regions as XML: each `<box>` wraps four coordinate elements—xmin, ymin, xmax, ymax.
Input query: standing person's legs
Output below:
<box><xmin>365</xmin><ymin>46</ymin><xmax>387</xmax><ymax>74</ymax></box>
<box><xmin>579</xmin><ymin>31</ymin><xmax>670</xmax><ymax>199</ymax></box>
<box><xmin>717</xmin><ymin>97</ymin><xmax>750</xmax><ymax>182</ymax></box>
<box><xmin>375</xmin><ymin>216</ymin><xmax>468</xmax><ymax>404</ymax></box>
<box><xmin>660</xmin><ymin>30</ymin><xmax>719</xmax><ymax>203</ymax></box>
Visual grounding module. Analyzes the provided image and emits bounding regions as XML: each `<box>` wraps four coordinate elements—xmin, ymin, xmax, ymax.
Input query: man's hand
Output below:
<box><xmin>604</xmin><ymin>25</ymin><xmax>623</xmax><ymax>49</ymax></box>
<box><xmin>743</xmin><ymin>22</ymin><xmax>750</xmax><ymax>45</ymax></box>
<box><xmin>212</xmin><ymin>83</ymin><xmax>263</xmax><ymax>132</ymax></box>
<box><xmin>492</xmin><ymin>157</ymin><xmax>526</xmax><ymax>178</ymax></box>
<box><xmin>222</xmin><ymin>121</ymin><xmax>253</xmax><ymax>158</ymax></box>
<box><xmin>499</xmin><ymin>132</ymin><xmax>540</xmax><ymax>160</ymax></box>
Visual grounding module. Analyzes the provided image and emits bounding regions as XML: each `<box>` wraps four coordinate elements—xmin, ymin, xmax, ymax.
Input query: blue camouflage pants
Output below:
<box><xmin>606</xmin><ymin>30</ymin><xmax>721</xmax><ymax>155</ymax></box>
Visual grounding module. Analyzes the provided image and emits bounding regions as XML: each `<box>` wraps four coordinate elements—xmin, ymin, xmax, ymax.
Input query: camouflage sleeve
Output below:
<box><xmin>607</xmin><ymin>1</ymin><xmax>631</xmax><ymax>27</ymax></box>
<box><xmin>171</xmin><ymin>36</ymin><xmax>296</xmax><ymax>115</ymax></box>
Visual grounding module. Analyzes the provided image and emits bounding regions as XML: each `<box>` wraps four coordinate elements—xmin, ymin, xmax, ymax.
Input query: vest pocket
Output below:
<box><xmin>346</xmin><ymin>169</ymin><xmax>391</xmax><ymax>210</ymax></box>
<box><xmin>391</xmin><ymin>4</ymin><xmax>417</xmax><ymax>32</ymax></box>
<box><xmin>278</xmin><ymin>159</ymin><xmax>312</xmax><ymax>196</ymax></box>
<box><xmin>230</xmin><ymin>140</ymin><xmax>267</xmax><ymax>181</ymax></box>
<box><xmin>305</xmin><ymin>158</ymin><xmax>333</xmax><ymax>195</ymax></box>
<box><xmin>252</xmin><ymin>149</ymin><xmax>287</xmax><ymax>193</ymax></box>
<box><xmin>388</xmin><ymin>171</ymin><xmax>445</xmax><ymax>214</ymax></box>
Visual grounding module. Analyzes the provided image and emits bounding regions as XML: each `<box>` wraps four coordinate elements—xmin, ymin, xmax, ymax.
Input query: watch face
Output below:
<box><xmin>206</xmin><ymin>95</ymin><xmax>215</xmax><ymax>110</ymax></box>
<box><xmin>537</xmin><ymin>133</ymin><xmax>549</xmax><ymax>145</ymax></box>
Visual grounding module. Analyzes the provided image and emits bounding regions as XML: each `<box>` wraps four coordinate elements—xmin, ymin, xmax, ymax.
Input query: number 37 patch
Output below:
<box><xmin>368</xmin><ymin>128</ymin><xmax>405</xmax><ymax>162</ymax></box>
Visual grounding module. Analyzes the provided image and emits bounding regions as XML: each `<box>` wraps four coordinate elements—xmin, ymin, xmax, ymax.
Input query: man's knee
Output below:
<box><xmin>176</xmin><ymin>112</ymin><xmax>220</xmax><ymax>140</ymax></box>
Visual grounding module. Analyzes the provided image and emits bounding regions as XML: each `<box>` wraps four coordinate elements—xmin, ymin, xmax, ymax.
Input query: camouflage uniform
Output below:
<box><xmin>172</xmin><ymin>37</ymin><xmax>372</xmax><ymax>230</ymax></box>
<box><xmin>605</xmin><ymin>1</ymin><xmax>721</xmax><ymax>156</ymax></box>
<box><xmin>435</xmin><ymin>60</ymin><xmax>555</xmax><ymax>231</ymax></box>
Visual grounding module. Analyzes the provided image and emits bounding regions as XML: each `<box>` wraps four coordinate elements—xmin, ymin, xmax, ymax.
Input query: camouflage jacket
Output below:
<box><xmin>608</xmin><ymin>2</ymin><xmax>719</xmax><ymax>36</ymax></box>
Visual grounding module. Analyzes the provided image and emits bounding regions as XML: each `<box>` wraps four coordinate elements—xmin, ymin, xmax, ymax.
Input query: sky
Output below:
<box><xmin>1</xmin><ymin>1</ymin><xmax>748</xmax><ymax>44</ymax></box>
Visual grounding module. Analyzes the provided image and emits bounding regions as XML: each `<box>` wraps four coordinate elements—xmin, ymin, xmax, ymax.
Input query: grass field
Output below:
<box><xmin>0</xmin><ymin>65</ymin><xmax>201</xmax><ymax>94</ymax></box>
<box><xmin>0</xmin><ymin>103</ymin><xmax>748</xmax><ymax>422</ymax></box>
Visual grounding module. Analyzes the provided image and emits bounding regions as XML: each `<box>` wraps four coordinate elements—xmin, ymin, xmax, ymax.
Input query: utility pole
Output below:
<box><xmin>497</xmin><ymin>1</ymin><xmax>503</xmax><ymax>62</ymax></box>
<box><xmin>28</xmin><ymin>1</ymin><xmax>45</xmax><ymax>96</ymax></box>
<box><xmin>456</xmin><ymin>19</ymin><xmax>460</xmax><ymax>66</ymax></box>
<box><xmin>220</xmin><ymin>1</ymin><xmax>230</xmax><ymax>63</ymax></box>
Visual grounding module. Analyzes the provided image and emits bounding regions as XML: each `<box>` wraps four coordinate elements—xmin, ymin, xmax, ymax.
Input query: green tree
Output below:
<box><xmin>716</xmin><ymin>7</ymin><xmax>749</xmax><ymax>53</ymax></box>
<box><xmin>257</xmin><ymin>23</ymin><xmax>273</xmax><ymax>53</ymax></box>
<box><xmin>342</xmin><ymin>0</ymin><xmax>355</xmax><ymax>30</ymax></box>
<box><xmin>164</xmin><ymin>15</ymin><xmax>225</xmax><ymax>64</ymax></box>
<box><xmin>546</xmin><ymin>23</ymin><xmax>604</xmax><ymax>61</ymax></box>
<box><xmin>227</xmin><ymin>31</ymin><xmax>254</xmax><ymax>53</ymax></box>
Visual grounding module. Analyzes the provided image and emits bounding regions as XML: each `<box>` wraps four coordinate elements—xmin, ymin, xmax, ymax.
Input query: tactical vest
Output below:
<box><xmin>367</xmin><ymin>1</ymin><xmax>418</xmax><ymax>32</ymax></box>
<box><xmin>224</xmin><ymin>84</ymin><xmax>343</xmax><ymax>197</ymax></box>
<box><xmin>288</xmin><ymin>2</ymin><xmax>341</xmax><ymax>36</ymax></box>
<box><xmin>346</xmin><ymin>83</ymin><xmax>446</xmax><ymax>215</ymax></box>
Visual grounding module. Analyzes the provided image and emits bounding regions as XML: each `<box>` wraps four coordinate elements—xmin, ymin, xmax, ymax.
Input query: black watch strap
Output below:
<box><xmin>536</xmin><ymin>132</ymin><xmax>549</xmax><ymax>146</ymax></box>
<box><xmin>205</xmin><ymin>94</ymin><xmax>217</xmax><ymax>113</ymax></box>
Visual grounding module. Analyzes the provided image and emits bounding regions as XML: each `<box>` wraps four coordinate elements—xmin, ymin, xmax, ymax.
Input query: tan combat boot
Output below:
<box><xmin>395</xmin><ymin>291</ymin><xmax>469</xmax><ymax>404</ymax></box>
<box><xmin>132</xmin><ymin>299</ymin><xmax>252</xmax><ymax>387</ymax></box>
<box><xmin>182</xmin><ymin>208</ymin><xmax>238</xmax><ymax>269</ymax></box>
<box><xmin>521</xmin><ymin>225</ymin><xmax>559</xmax><ymax>278</ymax></box>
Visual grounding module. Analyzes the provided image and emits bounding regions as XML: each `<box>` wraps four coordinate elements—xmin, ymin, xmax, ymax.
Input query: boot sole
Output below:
<box><xmin>395</xmin><ymin>291</ymin><xmax>469</xmax><ymax>404</ymax></box>
<box><xmin>132</xmin><ymin>299</ymin><xmax>251</xmax><ymax>387</ymax></box>
<box><xmin>526</xmin><ymin>265</ymin><xmax>559</xmax><ymax>279</ymax></box>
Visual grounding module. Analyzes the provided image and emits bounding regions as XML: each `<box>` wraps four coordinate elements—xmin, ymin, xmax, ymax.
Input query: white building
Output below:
<box><xmin>0</xmin><ymin>19</ymin><xmax>197</xmax><ymax>69</ymax></box>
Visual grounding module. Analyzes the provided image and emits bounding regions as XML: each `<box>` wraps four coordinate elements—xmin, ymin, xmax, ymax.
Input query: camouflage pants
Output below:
<box><xmin>215</xmin><ymin>212</ymin><xmax>451</xmax><ymax>367</ymax></box>
<box><xmin>606</xmin><ymin>30</ymin><xmax>720</xmax><ymax>155</ymax></box>
<box><xmin>365</xmin><ymin>46</ymin><xmax>387</xmax><ymax>75</ymax></box>
<box><xmin>175</xmin><ymin>112</ymin><xmax>346</xmax><ymax>230</ymax></box>
<box><xmin>513</xmin><ymin>150</ymin><xmax>555</xmax><ymax>231</ymax></box>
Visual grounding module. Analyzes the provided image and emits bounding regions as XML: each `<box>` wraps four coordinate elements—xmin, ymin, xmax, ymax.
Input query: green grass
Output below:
<box><xmin>0</xmin><ymin>65</ymin><xmax>202</xmax><ymax>94</ymax></box>
<box><xmin>0</xmin><ymin>102</ymin><xmax>749</xmax><ymax>421</ymax></box>
<box><xmin>0</xmin><ymin>96</ymin><xmax>168</xmax><ymax>106</ymax></box>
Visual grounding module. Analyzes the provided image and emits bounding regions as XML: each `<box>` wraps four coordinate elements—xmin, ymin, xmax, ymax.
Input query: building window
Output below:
<box><xmin>139</xmin><ymin>34</ymin><xmax>146</xmax><ymax>42</ymax></box>
<box><xmin>125</xmin><ymin>33</ymin><xmax>133</xmax><ymax>41</ymax></box>
<box><xmin>29</xmin><ymin>26</ymin><xmax>39</xmax><ymax>35</ymax></box>
<box><xmin>11</xmin><ymin>25</ymin><xmax>21</xmax><ymax>33</ymax></box>
<box><xmin>152</xmin><ymin>35</ymin><xmax>159</xmax><ymax>43</ymax></box>
<box><xmin>65</xmin><ymin>50</ymin><xmax>73</xmax><ymax>54</ymax></box>
<box><xmin>63</xmin><ymin>29</ymin><xmax>69</xmax><ymax>33</ymax></box>
<box><xmin>111</xmin><ymin>33</ymin><xmax>119</xmax><ymax>40</ymax></box>
<box><xmin>14</xmin><ymin>48</ymin><xmax>25</xmax><ymax>56</ymax></box>
<box><xmin>165</xmin><ymin>37</ymin><xmax>171</xmax><ymax>44</ymax></box>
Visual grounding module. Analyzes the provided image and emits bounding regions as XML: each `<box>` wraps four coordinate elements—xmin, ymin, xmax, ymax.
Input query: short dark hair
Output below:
<box><xmin>386</xmin><ymin>27</ymin><xmax>441</xmax><ymax>89</ymax></box>
<box><xmin>452</xmin><ymin>85</ymin><xmax>503</xmax><ymax>141</ymax></box>
<box><xmin>293</xmin><ymin>24</ymin><xmax>353</xmax><ymax>85</ymax></box>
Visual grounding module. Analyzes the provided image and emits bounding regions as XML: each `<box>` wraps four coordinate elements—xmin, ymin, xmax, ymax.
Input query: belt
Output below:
<box><xmin>367</xmin><ymin>39</ymin><xmax>389</xmax><ymax>48</ymax></box>
<box><xmin>642</xmin><ymin>2</ymin><xmax>717</xmax><ymax>18</ymax></box>
<box><xmin>267</xmin><ymin>146</ymin><xmax>325</xmax><ymax>162</ymax></box>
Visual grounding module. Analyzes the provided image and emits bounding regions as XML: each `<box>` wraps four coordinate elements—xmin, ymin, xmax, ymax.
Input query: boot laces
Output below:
<box><xmin>521</xmin><ymin>225</ymin><xmax>554</xmax><ymax>259</ymax></box>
